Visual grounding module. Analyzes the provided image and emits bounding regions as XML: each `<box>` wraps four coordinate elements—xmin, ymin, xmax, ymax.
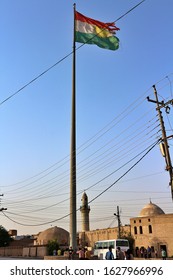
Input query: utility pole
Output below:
<box><xmin>0</xmin><ymin>208</ymin><xmax>7</xmax><ymax>211</ymax></box>
<box><xmin>70</xmin><ymin>3</ymin><xmax>77</xmax><ymax>250</ymax></box>
<box><xmin>0</xmin><ymin>194</ymin><xmax>7</xmax><ymax>211</ymax></box>
<box><xmin>114</xmin><ymin>206</ymin><xmax>121</xmax><ymax>238</ymax></box>
<box><xmin>147</xmin><ymin>85</ymin><xmax>173</xmax><ymax>199</ymax></box>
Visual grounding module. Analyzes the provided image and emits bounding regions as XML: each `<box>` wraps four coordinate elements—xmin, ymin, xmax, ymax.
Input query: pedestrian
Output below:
<box><xmin>116</xmin><ymin>247</ymin><xmax>125</xmax><ymax>260</ymax></box>
<box><xmin>77</xmin><ymin>247</ymin><xmax>85</xmax><ymax>260</ymax></box>
<box><xmin>154</xmin><ymin>249</ymin><xmax>158</xmax><ymax>258</ymax></box>
<box><xmin>84</xmin><ymin>248</ymin><xmax>91</xmax><ymax>260</ymax></box>
<box><xmin>57</xmin><ymin>248</ymin><xmax>62</xmax><ymax>256</ymax></box>
<box><xmin>125</xmin><ymin>249</ymin><xmax>133</xmax><ymax>260</ymax></box>
<box><xmin>136</xmin><ymin>248</ymin><xmax>140</xmax><ymax>258</ymax></box>
<box><xmin>144</xmin><ymin>248</ymin><xmax>147</xmax><ymax>259</ymax></box>
<box><xmin>129</xmin><ymin>250</ymin><xmax>134</xmax><ymax>260</ymax></box>
<box><xmin>147</xmin><ymin>246</ymin><xmax>151</xmax><ymax>258</ymax></box>
<box><xmin>161</xmin><ymin>249</ymin><xmax>166</xmax><ymax>260</ymax></box>
<box><xmin>68</xmin><ymin>246</ymin><xmax>74</xmax><ymax>260</ymax></box>
<box><xmin>105</xmin><ymin>246</ymin><xmax>114</xmax><ymax>260</ymax></box>
<box><xmin>140</xmin><ymin>248</ymin><xmax>144</xmax><ymax>258</ymax></box>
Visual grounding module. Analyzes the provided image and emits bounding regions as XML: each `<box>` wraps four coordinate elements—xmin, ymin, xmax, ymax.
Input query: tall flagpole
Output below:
<box><xmin>70</xmin><ymin>3</ymin><xmax>77</xmax><ymax>250</ymax></box>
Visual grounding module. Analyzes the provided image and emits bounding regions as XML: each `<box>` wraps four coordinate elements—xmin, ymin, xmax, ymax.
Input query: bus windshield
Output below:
<box><xmin>116</xmin><ymin>239</ymin><xmax>129</xmax><ymax>247</ymax></box>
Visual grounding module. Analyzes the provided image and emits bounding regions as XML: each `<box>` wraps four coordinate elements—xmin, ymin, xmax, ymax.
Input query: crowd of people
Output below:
<box><xmin>53</xmin><ymin>245</ymin><xmax>167</xmax><ymax>260</ymax></box>
<box><xmin>135</xmin><ymin>246</ymin><xmax>153</xmax><ymax>258</ymax></box>
<box><xmin>105</xmin><ymin>246</ymin><xmax>134</xmax><ymax>260</ymax></box>
<box><xmin>105</xmin><ymin>245</ymin><xmax>167</xmax><ymax>260</ymax></box>
<box><xmin>135</xmin><ymin>246</ymin><xmax>167</xmax><ymax>259</ymax></box>
<box><xmin>52</xmin><ymin>246</ymin><xmax>91</xmax><ymax>259</ymax></box>
<box><xmin>66</xmin><ymin>246</ymin><xmax>91</xmax><ymax>260</ymax></box>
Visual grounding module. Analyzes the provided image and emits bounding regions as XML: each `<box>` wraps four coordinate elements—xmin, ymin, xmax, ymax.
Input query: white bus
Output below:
<box><xmin>94</xmin><ymin>239</ymin><xmax>129</xmax><ymax>259</ymax></box>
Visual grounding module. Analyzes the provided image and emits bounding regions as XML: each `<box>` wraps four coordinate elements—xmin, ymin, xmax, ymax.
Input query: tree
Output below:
<box><xmin>0</xmin><ymin>225</ymin><xmax>11</xmax><ymax>247</ymax></box>
<box><xmin>120</xmin><ymin>227</ymin><xmax>135</xmax><ymax>252</ymax></box>
<box><xmin>47</xmin><ymin>239</ymin><xmax>59</xmax><ymax>255</ymax></box>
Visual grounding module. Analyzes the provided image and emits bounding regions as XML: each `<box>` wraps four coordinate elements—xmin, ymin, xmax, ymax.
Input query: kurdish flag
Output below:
<box><xmin>75</xmin><ymin>11</ymin><xmax>120</xmax><ymax>51</ymax></box>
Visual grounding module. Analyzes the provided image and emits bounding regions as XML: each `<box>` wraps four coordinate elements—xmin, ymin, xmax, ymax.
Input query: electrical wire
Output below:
<box><xmin>2</xmin><ymin>138</ymin><xmax>159</xmax><ymax>227</ymax></box>
<box><xmin>0</xmin><ymin>0</ymin><xmax>146</xmax><ymax>107</ymax></box>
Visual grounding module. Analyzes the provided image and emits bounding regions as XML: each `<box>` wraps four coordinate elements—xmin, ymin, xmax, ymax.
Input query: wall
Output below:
<box><xmin>0</xmin><ymin>245</ymin><xmax>47</xmax><ymax>258</ymax></box>
<box><xmin>0</xmin><ymin>246</ymin><xmax>23</xmax><ymax>257</ymax></box>
<box><xmin>130</xmin><ymin>214</ymin><xmax>173</xmax><ymax>257</ymax></box>
<box><xmin>79</xmin><ymin>225</ymin><xmax>131</xmax><ymax>248</ymax></box>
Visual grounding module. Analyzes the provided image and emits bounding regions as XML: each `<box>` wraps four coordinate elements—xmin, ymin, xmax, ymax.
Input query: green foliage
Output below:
<box><xmin>47</xmin><ymin>239</ymin><xmax>59</xmax><ymax>255</ymax></box>
<box><xmin>120</xmin><ymin>228</ymin><xmax>135</xmax><ymax>251</ymax></box>
<box><xmin>0</xmin><ymin>225</ymin><xmax>11</xmax><ymax>247</ymax></box>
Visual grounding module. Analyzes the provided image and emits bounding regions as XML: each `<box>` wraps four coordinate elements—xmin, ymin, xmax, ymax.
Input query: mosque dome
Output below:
<box><xmin>139</xmin><ymin>201</ymin><xmax>165</xmax><ymax>217</ymax></box>
<box><xmin>37</xmin><ymin>226</ymin><xmax>69</xmax><ymax>245</ymax></box>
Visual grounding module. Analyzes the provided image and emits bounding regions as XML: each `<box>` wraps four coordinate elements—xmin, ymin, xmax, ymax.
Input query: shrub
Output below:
<box><xmin>0</xmin><ymin>225</ymin><xmax>11</xmax><ymax>247</ymax></box>
<box><xmin>47</xmin><ymin>239</ymin><xmax>59</xmax><ymax>255</ymax></box>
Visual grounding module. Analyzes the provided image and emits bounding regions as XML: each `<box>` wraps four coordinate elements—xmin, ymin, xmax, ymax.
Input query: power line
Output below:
<box><xmin>88</xmin><ymin>140</ymin><xmax>159</xmax><ymax>204</ymax></box>
<box><xmin>1</xmin><ymin>129</ymin><xmax>161</xmax><ymax>212</ymax></box>
<box><xmin>115</xmin><ymin>0</ymin><xmax>146</xmax><ymax>22</ymax></box>
<box><xmin>2</xmin><ymin>139</ymin><xmax>159</xmax><ymax>227</ymax></box>
<box><xmin>0</xmin><ymin>0</ymin><xmax>146</xmax><ymax>107</ymax></box>
<box><xmin>0</xmin><ymin>79</ymin><xmax>169</xmax><ymax>193</ymax></box>
<box><xmin>1</xmin><ymin>99</ymin><xmax>157</xmax><ymax>196</ymax></box>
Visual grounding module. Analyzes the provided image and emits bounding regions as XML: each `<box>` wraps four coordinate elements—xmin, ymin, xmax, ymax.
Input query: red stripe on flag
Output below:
<box><xmin>75</xmin><ymin>11</ymin><xmax>120</xmax><ymax>32</ymax></box>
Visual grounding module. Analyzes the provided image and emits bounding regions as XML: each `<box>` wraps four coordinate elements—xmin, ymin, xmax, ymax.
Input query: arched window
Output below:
<box><xmin>134</xmin><ymin>226</ymin><xmax>137</xmax><ymax>235</ymax></box>
<box><xmin>139</xmin><ymin>226</ymin><xmax>143</xmax><ymax>234</ymax></box>
<box><xmin>148</xmin><ymin>225</ymin><xmax>152</xmax><ymax>234</ymax></box>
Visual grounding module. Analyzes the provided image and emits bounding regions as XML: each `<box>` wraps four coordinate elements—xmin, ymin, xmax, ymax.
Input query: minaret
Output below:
<box><xmin>80</xmin><ymin>192</ymin><xmax>90</xmax><ymax>232</ymax></box>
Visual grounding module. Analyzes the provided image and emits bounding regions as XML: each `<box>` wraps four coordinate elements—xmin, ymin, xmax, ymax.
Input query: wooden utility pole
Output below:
<box><xmin>0</xmin><ymin>194</ymin><xmax>7</xmax><ymax>211</ymax></box>
<box><xmin>0</xmin><ymin>208</ymin><xmax>7</xmax><ymax>211</ymax></box>
<box><xmin>147</xmin><ymin>85</ymin><xmax>173</xmax><ymax>199</ymax></box>
<box><xmin>114</xmin><ymin>206</ymin><xmax>121</xmax><ymax>238</ymax></box>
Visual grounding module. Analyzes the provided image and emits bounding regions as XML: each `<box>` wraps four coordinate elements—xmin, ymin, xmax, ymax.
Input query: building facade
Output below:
<box><xmin>79</xmin><ymin>195</ymin><xmax>173</xmax><ymax>257</ymax></box>
<box><xmin>78</xmin><ymin>225</ymin><xmax>131</xmax><ymax>248</ymax></box>
<box><xmin>130</xmin><ymin>201</ymin><xmax>173</xmax><ymax>257</ymax></box>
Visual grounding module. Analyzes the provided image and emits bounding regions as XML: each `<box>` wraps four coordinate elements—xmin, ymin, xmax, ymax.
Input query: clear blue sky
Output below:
<box><xmin>0</xmin><ymin>0</ymin><xmax>173</xmax><ymax>236</ymax></box>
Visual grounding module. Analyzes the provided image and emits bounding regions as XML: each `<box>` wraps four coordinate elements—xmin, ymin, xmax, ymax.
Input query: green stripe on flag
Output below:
<box><xmin>75</xmin><ymin>31</ymin><xmax>119</xmax><ymax>51</ymax></box>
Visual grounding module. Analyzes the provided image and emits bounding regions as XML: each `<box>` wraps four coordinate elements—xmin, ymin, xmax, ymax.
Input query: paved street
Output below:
<box><xmin>0</xmin><ymin>256</ymin><xmax>43</xmax><ymax>260</ymax></box>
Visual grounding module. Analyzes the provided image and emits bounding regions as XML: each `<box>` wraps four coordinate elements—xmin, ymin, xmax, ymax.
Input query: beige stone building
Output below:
<box><xmin>35</xmin><ymin>226</ymin><xmax>69</xmax><ymax>246</ymax></box>
<box><xmin>78</xmin><ymin>225</ymin><xmax>131</xmax><ymax>248</ymax></box>
<box><xmin>130</xmin><ymin>201</ymin><xmax>173</xmax><ymax>257</ymax></box>
<box><xmin>79</xmin><ymin>194</ymin><xmax>173</xmax><ymax>258</ymax></box>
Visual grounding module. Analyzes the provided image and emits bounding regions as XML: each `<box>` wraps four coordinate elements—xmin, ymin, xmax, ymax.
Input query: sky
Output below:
<box><xmin>0</xmin><ymin>0</ymin><xmax>173</xmax><ymax>236</ymax></box>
